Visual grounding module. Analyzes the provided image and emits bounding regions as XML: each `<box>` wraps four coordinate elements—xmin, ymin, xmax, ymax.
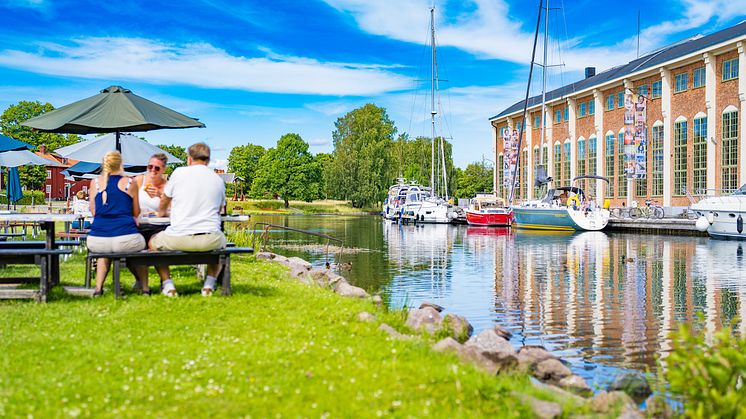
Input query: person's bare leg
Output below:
<box><xmin>128</xmin><ymin>265</ymin><xmax>150</xmax><ymax>293</ymax></box>
<box><xmin>94</xmin><ymin>258</ymin><xmax>111</xmax><ymax>293</ymax></box>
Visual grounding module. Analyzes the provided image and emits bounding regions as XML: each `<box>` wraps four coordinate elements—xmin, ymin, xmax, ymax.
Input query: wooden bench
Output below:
<box><xmin>0</xmin><ymin>248</ymin><xmax>74</xmax><ymax>302</ymax></box>
<box><xmin>0</xmin><ymin>240</ymin><xmax>82</xmax><ymax>249</ymax></box>
<box><xmin>86</xmin><ymin>247</ymin><xmax>253</xmax><ymax>298</ymax></box>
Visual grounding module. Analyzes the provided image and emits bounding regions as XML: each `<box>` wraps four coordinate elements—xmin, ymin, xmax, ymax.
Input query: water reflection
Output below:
<box><xmin>248</xmin><ymin>215</ymin><xmax>746</xmax><ymax>387</ymax></box>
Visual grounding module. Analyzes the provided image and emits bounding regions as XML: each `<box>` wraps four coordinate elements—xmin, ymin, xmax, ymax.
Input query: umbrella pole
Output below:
<box><xmin>116</xmin><ymin>131</ymin><xmax>121</xmax><ymax>152</ymax></box>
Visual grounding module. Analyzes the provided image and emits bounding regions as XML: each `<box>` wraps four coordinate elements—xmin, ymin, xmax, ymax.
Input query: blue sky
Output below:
<box><xmin>0</xmin><ymin>0</ymin><xmax>744</xmax><ymax>168</ymax></box>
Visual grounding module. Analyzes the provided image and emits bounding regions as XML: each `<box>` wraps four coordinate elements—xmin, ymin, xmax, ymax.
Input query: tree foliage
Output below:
<box><xmin>1</xmin><ymin>101</ymin><xmax>78</xmax><ymax>151</ymax></box>
<box><xmin>454</xmin><ymin>161</ymin><xmax>493</xmax><ymax>200</ymax></box>
<box><xmin>1</xmin><ymin>101</ymin><xmax>79</xmax><ymax>189</ymax></box>
<box><xmin>251</xmin><ymin>133</ymin><xmax>321</xmax><ymax>207</ymax></box>
<box><xmin>326</xmin><ymin>104</ymin><xmax>397</xmax><ymax>208</ymax></box>
<box><xmin>227</xmin><ymin>143</ymin><xmax>265</xmax><ymax>189</ymax></box>
<box><xmin>314</xmin><ymin>152</ymin><xmax>334</xmax><ymax>200</ymax></box>
<box><xmin>156</xmin><ymin>144</ymin><xmax>187</xmax><ymax>175</ymax></box>
<box><xmin>390</xmin><ymin>134</ymin><xmax>456</xmax><ymax>197</ymax></box>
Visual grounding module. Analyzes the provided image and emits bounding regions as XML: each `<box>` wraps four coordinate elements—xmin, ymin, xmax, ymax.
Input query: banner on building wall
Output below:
<box><xmin>624</xmin><ymin>93</ymin><xmax>647</xmax><ymax>179</ymax></box>
<box><xmin>502</xmin><ymin>129</ymin><xmax>520</xmax><ymax>188</ymax></box>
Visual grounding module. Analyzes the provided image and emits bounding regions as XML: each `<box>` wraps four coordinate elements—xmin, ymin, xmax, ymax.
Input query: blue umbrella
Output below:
<box><xmin>0</xmin><ymin>134</ymin><xmax>34</xmax><ymax>152</ymax></box>
<box><xmin>6</xmin><ymin>167</ymin><xmax>22</xmax><ymax>207</ymax></box>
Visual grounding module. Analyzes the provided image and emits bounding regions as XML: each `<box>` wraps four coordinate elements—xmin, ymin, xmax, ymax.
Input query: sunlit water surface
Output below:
<box><xmin>246</xmin><ymin>214</ymin><xmax>746</xmax><ymax>388</ymax></box>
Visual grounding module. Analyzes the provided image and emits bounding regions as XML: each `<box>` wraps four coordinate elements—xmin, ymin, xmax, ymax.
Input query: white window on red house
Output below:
<box><xmin>46</xmin><ymin>170</ymin><xmax>52</xmax><ymax>179</ymax></box>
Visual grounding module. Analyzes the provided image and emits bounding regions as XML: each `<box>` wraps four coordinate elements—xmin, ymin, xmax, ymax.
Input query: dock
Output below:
<box><xmin>607</xmin><ymin>217</ymin><xmax>706</xmax><ymax>236</ymax></box>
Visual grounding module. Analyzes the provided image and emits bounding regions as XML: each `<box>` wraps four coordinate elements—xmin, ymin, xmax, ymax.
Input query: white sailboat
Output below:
<box><xmin>406</xmin><ymin>5</ymin><xmax>457</xmax><ymax>224</ymax></box>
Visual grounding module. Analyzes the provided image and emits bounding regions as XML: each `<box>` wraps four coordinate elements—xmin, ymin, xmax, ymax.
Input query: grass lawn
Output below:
<box><xmin>0</xmin><ymin>255</ymin><xmax>586</xmax><ymax>417</ymax></box>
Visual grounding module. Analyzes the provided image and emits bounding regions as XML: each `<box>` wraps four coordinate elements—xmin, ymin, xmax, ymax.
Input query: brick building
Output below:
<box><xmin>490</xmin><ymin>21</ymin><xmax>745</xmax><ymax>208</ymax></box>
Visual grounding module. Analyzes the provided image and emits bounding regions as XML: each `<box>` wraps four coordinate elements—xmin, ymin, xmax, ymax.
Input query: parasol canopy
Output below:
<box><xmin>55</xmin><ymin>133</ymin><xmax>183</xmax><ymax>166</ymax></box>
<box><xmin>21</xmin><ymin>85</ymin><xmax>205</xmax><ymax>135</ymax></box>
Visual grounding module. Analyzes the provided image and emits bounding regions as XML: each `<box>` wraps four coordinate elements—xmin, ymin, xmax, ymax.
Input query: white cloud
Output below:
<box><xmin>0</xmin><ymin>37</ymin><xmax>411</xmax><ymax>96</ymax></box>
<box><xmin>322</xmin><ymin>0</ymin><xmax>746</xmax><ymax>72</ymax></box>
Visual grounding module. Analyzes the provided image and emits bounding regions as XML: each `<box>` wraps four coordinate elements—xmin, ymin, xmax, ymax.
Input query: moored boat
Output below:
<box><xmin>693</xmin><ymin>182</ymin><xmax>746</xmax><ymax>240</ymax></box>
<box><xmin>512</xmin><ymin>176</ymin><xmax>610</xmax><ymax>231</ymax></box>
<box><xmin>465</xmin><ymin>193</ymin><xmax>513</xmax><ymax>226</ymax></box>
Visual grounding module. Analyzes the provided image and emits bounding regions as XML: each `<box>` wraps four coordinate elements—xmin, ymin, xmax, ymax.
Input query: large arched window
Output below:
<box><xmin>651</xmin><ymin>121</ymin><xmax>664</xmax><ymax>196</ymax></box>
<box><xmin>673</xmin><ymin>116</ymin><xmax>688</xmax><ymax>196</ymax></box>
<box><xmin>692</xmin><ymin>113</ymin><xmax>707</xmax><ymax>194</ymax></box>
<box><xmin>497</xmin><ymin>153</ymin><xmax>505</xmax><ymax>199</ymax></box>
<box><xmin>577</xmin><ymin>137</ymin><xmax>587</xmax><ymax>178</ymax></box>
<box><xmin>553</xmin><ymin>141</ymin><xmax>562</xmax><ymax>185</ymax></box>
<box><xmin>617</xmin><ymin>129</ymin><xmax>627</xmax><ymax>198</ymax></box>
<box><xmin>605</xmin><ymin>132</ymin><xmax>615</xmax><ymax>196</ymax></box>
<box><xmin>722</xmin><ymin>106</ymin><xmax>739</xmax><ymax>191</ymax></box>
<box><xmin>533</xmin><ymin>145</ymin><xmax>541</xmax><ymax>197</ymax></box>
<box><xmin>588</xmin><ymin>136</ymin><xmax>597</xmax><ymax>196</ymax></box>
<box><xmin>520</xmin><ymin>148</ymin><xmax>528</xmax><ymax>199</ymax></box>
<box><xmin>563</xmin><ymin>140</ymin><xmax>571</xmax><ymax>186</ymax></box>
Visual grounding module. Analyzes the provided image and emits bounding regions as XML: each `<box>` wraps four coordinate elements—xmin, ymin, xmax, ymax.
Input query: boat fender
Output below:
<box><xmin>568</xmin><ymin>196</ymin><xmax>580</xmax><ymax>209</ymax></box>
<box><xmin>695</xmin><ymin>216</ymin><xmax>710</xmax><ymax>232</ymax></box>
<box><xmin>738</xmin><ymin>214</ymin><xmax>743</xmax><ymax>234</ymax></box>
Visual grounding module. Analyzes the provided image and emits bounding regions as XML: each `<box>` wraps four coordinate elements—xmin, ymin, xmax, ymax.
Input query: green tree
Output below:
<box><xmin>156</xmin><ymin>144</ymin><xmax>187</xmax><ymax>175</ymax></box>
<box><xmin>455</xmin><ymin>161</ymin><xmax>493</xmax><ymax>200</ymax></box>
<box><xmin>1</xmin><ymin>101</ymin><xmax>79</xmax><ymax>189</ymax></box>
<box><xmin>314</xmin><ymin>152</ymin><xmax>334</xmax><ymax>199</ymax></box>
<box><xmin>251</xmin><ymin>133</ymin><xmax>321</xmax><ymax>207</ymax></box>
<box><xmin>227</xmin><ymin>144</ymin><xmax>265</xmax><ymax>190</ymax></box>
<box><xmin>390</xmin><ymin>134</ymin><xmax>457</xmax><ymax>197</ymax></box>
<box><xmin>1</xmin><ymin>101</ymin><xmax>78</xmax><ymax>151</ymax></box>
<box><xmin>327</xmin><ymin>104</ymin><xmax>397</xmax><ymax>208</ymax></box>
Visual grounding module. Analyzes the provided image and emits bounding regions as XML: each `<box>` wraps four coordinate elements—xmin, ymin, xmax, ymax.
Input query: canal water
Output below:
<box><xmin>246</xmin><ymin>214</ymin><xmax>746</xmax><ymax>388</ymax></box>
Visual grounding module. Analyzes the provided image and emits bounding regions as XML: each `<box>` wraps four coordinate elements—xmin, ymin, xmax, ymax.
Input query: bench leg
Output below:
<box><xmin>38</xmin><ymin>255</ymin><xmax>48</xmax><ymax>303</ymax></box>
<box><xmin>85</xmin><ymin>256</ymin><xmax>92</xmax><ymax>288</ymax></box>
<box><xmin>113</xmin><ymin>258</ymin><xmax>122</xmax><ymax>299</ymax></box>
<box><xmin>221</xmin><ymin>255</ymin><xmax>231</xmax><ymax>296</ymax></box>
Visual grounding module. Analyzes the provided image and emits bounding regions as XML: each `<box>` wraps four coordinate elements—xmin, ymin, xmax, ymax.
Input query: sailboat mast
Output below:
<box><xmin>430</xmin><ymin>6</ymin><xmax>437</xmax><ymax>196</ymax></box>
<box><xmin>539</xmin><ymin>0</ymin><xmax>548</xmax><ymax>164</ymax></box>
<box><xmin>508</xmin><ymin>0</ymin><xmax>544</xmax><ymax>205</ymax></box>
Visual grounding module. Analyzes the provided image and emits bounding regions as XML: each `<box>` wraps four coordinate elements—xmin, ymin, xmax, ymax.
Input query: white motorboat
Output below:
<box><xmin>400</xmin><ymin>187</ymin><xmax>455</xmax><ymax>224</ymax></box>
<box><xmin>383</xmin><ymin>178</ymin><xmax>416</xmax><ymax>220</ymax></box>
<box><xmin>693</xmin><ymin>183</ymin><xmax>746</xmax><ymax>240</ymax></box>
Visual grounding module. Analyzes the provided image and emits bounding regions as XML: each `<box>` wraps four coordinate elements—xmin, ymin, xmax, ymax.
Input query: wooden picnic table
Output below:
<box><xmin>0</xmin><ymin>212</ymin><xmax>78</xmax><ymax>287</ymax></box>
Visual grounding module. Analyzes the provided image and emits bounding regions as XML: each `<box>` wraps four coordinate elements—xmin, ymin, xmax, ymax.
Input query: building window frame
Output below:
<box><xmin>673</xmin><ymin>119</ymin><xmax>688</xmax><ymax>196</ymax></box>
<box><xmin>578</xmin><ymin>102</ymin><xmax>587</xmax><ymax>117</ymax></box>
<box><xmin>637</xmin><ymin>84</ymin><xmax>648</xmax><ymax>97</ymax></box>
<box><xmin>588</xmin><ymin>100</ymin><xmax>595</xmax><ymax>115</ymax></box>
<box><xmin>554</xmin><ymin>109</ymin><xmax>561</xmax><ymax>124</ymax></box>
<box><xmin>553</xmin><ymin>142</ymin><xmax>562</xmax><ymax>185</ymax></box>
<box><xmin>651</xmin><ymin>81</ymin><xmax>662</xmax><ymax>99</ymax></box>
<box><xmin>651</xmin><ymin>124</ymin><xmax>664</xmax><ymax>196</ymax></box>
<box><xmin>533</xmin><ymin>115</ymin><xmax>541</xmax><ymax>129</ymax></box>
<box><xmin>722</xmin><ymin>109</ymin><xmax>739</xmax><ymax>191</ymax></box>
<box><xmin>617</xmin><ymin>132</ymin><xmax>627</xmax><ymax>198</ymax></box>
<box><xmin>692</xmin><ymin>116</ymin><xmax>707</xmax><ymax>194</ymax></box>
<box><xmin>692</xmin><ymin>67</ymin><xmax>705</xmax><ymax>88</ymax></box>
<box><xmin>563</xmin><ymin>141</ymin><xmax>571</xmax><ymax>187</ymax></box>
<box><xmin>635</xmin><ymin>128</ymin><xmax>648</xmax><ymax>197</ymax></box>
<box><xmin>605</xmin><ymin>134</ymin><xmax>615</xmax><ymax>197</ymax></box>
<box><xmin>617</xmin><ymin>92</ymin><xmax>624</xmax><ymax>108</ymax></box>
<box><xmin>723</xmin><ymin>58</ymin><xmax>739</xmax><ymax>81</ymax></box>
<box><xmin>498</xmin><ymin>153</ymin><xmax>505</xmax><ymax>198</ymax></box>
<box><xmin>606</xmin><ymin>95</ymin><xmax>614</xmax><ymax>111</ymax></box>
<box><xmin>674</xmin><ymin>72</ymin><xmax>688</xmax><ymax>93</ymax></box>
<box><xmin>563</xmin><ymin>106</ymin><xmax>569</xmax><ymax>121</ymax></box>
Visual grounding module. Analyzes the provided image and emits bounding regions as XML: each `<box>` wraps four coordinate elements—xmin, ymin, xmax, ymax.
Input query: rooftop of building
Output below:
<box><xmin>490</xmin><ymin>20</ymin><xmax>746</xmax><ymax>121</ymax></box>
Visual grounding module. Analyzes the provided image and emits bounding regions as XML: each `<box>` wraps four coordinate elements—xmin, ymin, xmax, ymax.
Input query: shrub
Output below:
<box><xmin>665</xmin><ymin>324</ymin><xmax>746</xmax><ymax>418</ymax></box>
<box><xmin>0</xmin><ymin>190</ymin><xmax>47</xmax><ymax>205</ymax></box>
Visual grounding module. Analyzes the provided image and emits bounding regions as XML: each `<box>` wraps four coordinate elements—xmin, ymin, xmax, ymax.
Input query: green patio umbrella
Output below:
<box><xmin>21</xmin><ymin>85</ymin><xmax>205</xmax><ymax>151</ymax></box>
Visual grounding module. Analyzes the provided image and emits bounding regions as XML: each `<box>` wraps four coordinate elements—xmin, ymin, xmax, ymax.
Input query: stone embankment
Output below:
<box><xmin>256</xmin><ymin>252</ymin><xmax>663</xmax><ymax>418</ymax></box>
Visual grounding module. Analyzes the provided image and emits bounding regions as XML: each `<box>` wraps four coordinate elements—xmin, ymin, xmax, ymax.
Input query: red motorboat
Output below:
<box><xmin>465</xmin><ymin>193</ymin><xmax>513</xmax><ymax>226</ymax></box>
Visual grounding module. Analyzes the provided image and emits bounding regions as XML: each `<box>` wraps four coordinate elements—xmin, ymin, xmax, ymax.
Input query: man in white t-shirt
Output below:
<box><xmin>150</xmin><ymin>142</ymin><xmax>226</xmax><ymax>297</ymax></box>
